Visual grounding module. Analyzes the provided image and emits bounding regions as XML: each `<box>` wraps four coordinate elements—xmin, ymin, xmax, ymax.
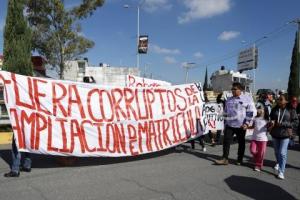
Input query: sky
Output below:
<box><xmin>0</xmin><ymin>0</ymin><xmax>300</xmax><ymax>92</ymax></box>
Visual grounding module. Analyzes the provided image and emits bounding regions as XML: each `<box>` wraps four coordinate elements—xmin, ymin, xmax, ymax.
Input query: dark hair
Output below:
<box><xmin>232</xmin><ymin>82</ymin><xmax>244</xmax><ymax>90</ymax></box>
<box><xmin>279</xmin><ymin>93</ymin><xmax>288</xmax><ymax>101</ymax></box>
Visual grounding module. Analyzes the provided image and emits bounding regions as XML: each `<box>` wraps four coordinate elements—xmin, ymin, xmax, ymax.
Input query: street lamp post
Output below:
<box><xmin>124</xmin><ymin>2</ymin><xmax>144</xmax><ymax>69</ymax></box>
<box><xmin>137</xmin><ymin>5</ymin><xmax>140</xmax><ymax>69</ymax></box>
<box><xmin>183</xmin><ymin>62</ymin><xmax>196</xmax><ymax>83</ymax></box>
<box><xmin>252</xmin><ymin>36</ymin><xmax>267</xmax><ymax>93</ymax></box>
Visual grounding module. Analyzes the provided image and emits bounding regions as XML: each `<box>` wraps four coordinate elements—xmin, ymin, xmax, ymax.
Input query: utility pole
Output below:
<box><xmin>137</xmin><ymin>5</ymin><xmax>140</xmax><ymax>69</ymax></box>
<box><xmin>252</xmin><ymin>43</ymin><xmax>256</xmax><ymax>93</ymax></box>
<box><xmin>143</xmin><ymin>63</ymin><xmax>149</xmax><ymax>78</ymax></box>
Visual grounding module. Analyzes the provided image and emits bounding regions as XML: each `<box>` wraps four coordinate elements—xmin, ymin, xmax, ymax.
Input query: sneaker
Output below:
<box><xmin>202</xmin><ymin>147</ymin><xmax>207</xmax><ymax>152</ymax></box>
<box><xmin>4</xmin><ymin>171</ymin><xmax>20</xmax><ymax>178</ymax></box>
<box><xmin>277</xmin><ymin>172</ymin><xmax>285</xmax><ymax>180</ymax></box>
<box><xmin>254</xmin><ymin>167</ymin><xmax>261</xmax><ymax>172</ymax></box>
<box><xmin>236</xmin><ymin>160</ymin><xmax>243</xmax><ymax>166</ymax></box>
<box><xmin>274</xmin><ymin>164</ymin><xmax>279</xmax><ymax>175</ymax></box>
<box><xmin>215</xmin><ymin>158</ymin><xmax>229</xmax><ymax>165</ymax></box>
<box><xmin>20</xmin><ymin>167</ymin><xmax>31</xmax><ymax>173</ymax></box>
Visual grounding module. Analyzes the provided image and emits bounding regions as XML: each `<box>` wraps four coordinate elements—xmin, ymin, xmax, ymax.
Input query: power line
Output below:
<box><xmin>195</xmin><ymin>20</ymin><xmax>297</xmax><ymax>69</ymax></box>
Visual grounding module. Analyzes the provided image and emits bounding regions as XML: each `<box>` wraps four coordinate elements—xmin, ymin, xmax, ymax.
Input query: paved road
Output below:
<box><xmin>0</xmin><ymin>139</ymin><xmax>299</xmax><ymax>200</ymax></box>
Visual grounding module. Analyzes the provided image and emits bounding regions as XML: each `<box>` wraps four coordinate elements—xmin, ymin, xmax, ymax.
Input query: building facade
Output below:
<box><xmin>63</xmin><ymin>59</ymin><xmax>140</xmax><ymax>86</ymax></box>
<box><xmin>210</xmin><ymin>67</ymin><xmax>252</xmax><ymax>93</ymax></box>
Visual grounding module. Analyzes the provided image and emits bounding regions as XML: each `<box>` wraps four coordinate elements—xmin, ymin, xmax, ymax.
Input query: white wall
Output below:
<box><xmin>85</xmin><ymin>66</ymin><xmax>140</xmax><ymax>86</ymax></box>
<box><xmin>63</xmin><ymin>59</ymin><xmax>140</xmax><ymax>85</ymax></box>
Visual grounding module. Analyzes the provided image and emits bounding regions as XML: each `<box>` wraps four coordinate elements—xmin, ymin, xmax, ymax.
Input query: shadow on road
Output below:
<box><xmin>224</xmin><ymin>175</ymin><xmax>298</xmax><ymax>200</ymax></box>
<box><xmin>177</xmin><ymin>143</ymin><xmax>300</xmax><ymax>172</ymax></box>
<box><xmin>1</xmin><ymin>140</ymin><xmax>299</xmax><ymax>170</ymax></box>
<box><xmin>0</xmin><ymin>147</ymin><xmax>175</xmax><ymax>169</ymax></box>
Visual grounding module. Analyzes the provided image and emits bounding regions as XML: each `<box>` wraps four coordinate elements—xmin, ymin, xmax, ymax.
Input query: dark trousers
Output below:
<box><xmin>11</xmin><ymin>136</ymin><xmax>31</xmax><ymax>172</ymax></box>
<box><xmin>222</xmin><ymin>126</ymin><xmax>246</xmax><ymax>161</ymax></box>
<box><xmin>190</xmin><ymin>135</ymin><xmax>205</xmax><ymax>149</ymax></box>
<box><xmin>216</xmin><ymin>130</ymin><xmax>222</xmax><ymax>143</ymax></box>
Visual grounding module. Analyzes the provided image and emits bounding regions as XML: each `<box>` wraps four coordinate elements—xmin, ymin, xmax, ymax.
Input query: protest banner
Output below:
<box><xmin>0</xmin><ymin>71</ymin><xmax>207</xmax><ymax>157</ymax></box>
<box><xmin>204</xmin><ymin>103</ymin><xmax>224</xmax><ymax>132</ymax></box>
<box><xmin>127</xmin><ymin>75</ymin><xmax>171</xmax><ymax>87</ymax></box>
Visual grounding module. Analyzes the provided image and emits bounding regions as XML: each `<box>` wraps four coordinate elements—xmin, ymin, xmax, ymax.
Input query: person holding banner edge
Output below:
<box><xmin>190</xmin><ymin>92</ymin><xmax>208</xmax><ymax>152</ymax></box>
<box><xmin>215</xmin><ymin>82</ymin><xmax>256</xmax><ymax>165</ymax></box>
<box><xmin>4</xmin><ymin>139</ymin><xmax>32</xmax><ymax>177</ymax></box>
<box><xmin>215</xmin><ymin>93</ymin><xmax>225</xmax><ymax>145</ymax></box>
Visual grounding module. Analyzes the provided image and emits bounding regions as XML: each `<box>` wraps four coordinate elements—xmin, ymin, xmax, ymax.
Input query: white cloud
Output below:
<box><xmin>164</xmin><ymin>56</ymin><xmax>177</xmax><ymax>64</ymax></box>
<box><xmin>178</xmin><ymin>0</ymin><xmax>231</xmax><ymax>24</ymax></box>
<box><xmin>194</xmin><ymin>52</ymin><xmax>204</xmax><ymax>59</ymax></box>
<box><xmin>143</xmin><ymin>0</ymin><xmax>172</xmax><ymax>13</ymax></box>
<box><xmin>218</xmin><ymin>31</ymin><xmax>240</xmax><ymax>41</ymax></box>
<box><xmin>151</xmin><ymin>44</ymin><xmax>181</xmax><ymax>55</ymax></box>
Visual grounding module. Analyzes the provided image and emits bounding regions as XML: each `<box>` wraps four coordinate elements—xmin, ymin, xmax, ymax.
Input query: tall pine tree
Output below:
<box><xmin>287</xmin><ymin>31</ymin><xmax>300</xmax><ymax>99</ymax></box>
<box><xmin>203</xmin><ymin>66</ymin><xmax>209</xmax><ymax>91</ymax></box>
<box><xmin>3</xmin><ymin>0</ymin><xmax>33</xmax><ymax>76</ymax></box>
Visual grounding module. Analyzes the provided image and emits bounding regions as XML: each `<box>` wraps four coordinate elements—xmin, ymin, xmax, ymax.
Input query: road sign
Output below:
<box><xmin>237</xmin><ymin>47</ymin><xmax>258</xmax><ymax>71</ymax></box>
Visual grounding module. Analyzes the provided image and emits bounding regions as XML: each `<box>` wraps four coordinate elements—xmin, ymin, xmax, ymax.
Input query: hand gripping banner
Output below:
<box><xmin>0</xmin><ymin>71</ymin><xmax>207</xmax><ymax>157</ymax></box>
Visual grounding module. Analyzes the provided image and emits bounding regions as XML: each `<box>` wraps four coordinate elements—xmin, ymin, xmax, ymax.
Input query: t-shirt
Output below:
<box><xmin>252</xmin><ymin>117</ymin><xmax>268</xmax><ymax>141</ymax></box>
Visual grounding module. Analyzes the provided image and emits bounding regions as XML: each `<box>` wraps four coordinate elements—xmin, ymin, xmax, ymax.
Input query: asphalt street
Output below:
<box><xmin>0</xmin><ymin>138</ymin><xmax>299</xmax><ymax>200</ymax></box>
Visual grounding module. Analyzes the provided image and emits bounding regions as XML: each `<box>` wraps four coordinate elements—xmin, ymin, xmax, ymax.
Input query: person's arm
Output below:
<box><xmin>267</xmin><ymin>107</ymin><xmax>276</xmax><ymax>131</ymax></box>
<box><xmin>243</xmin><ymin>97</ymin><xmax>256</xmax><ymax>128</ymax></box>
<box><xmin>281</xmin><ymin>109</ymin><xmax>299</xmax><ymax>129</ymax></box>
<box><xmin>270</xmin><ymin>107</ymin><xmax>276</xmax><ymax>121</ymax></box>
<box><xmin>247</xmin><ymin>120</ymin><xmax>255</xmax><ymax>129</ymax></box>
<box><xmin>223</xmin><ymin>99</ymin><xmax>228</xmax><ymax>122</ymax></box>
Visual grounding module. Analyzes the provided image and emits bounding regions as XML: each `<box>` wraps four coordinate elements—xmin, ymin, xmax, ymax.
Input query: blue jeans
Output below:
<box><xmin>272</xmin><ymin>138</ymin><xmax>289</xmax><ymax>174</ymax></box>
<box><xmin>11</xmin><ymin>137</ymin><xmax>31</xmax><ymax>173</ymax></box>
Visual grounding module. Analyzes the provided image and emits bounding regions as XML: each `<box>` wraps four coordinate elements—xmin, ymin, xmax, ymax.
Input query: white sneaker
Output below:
<box><xmin>277</xmin><ymin>172</ymin><xmax>285</xmax><ymax>180</ymax></box>
<box><xmin>274</xmin><ymin>164</ymin><xmax>279</xmax><ymax>175</ymax></box>
<box><xmin>254</xmin><ymin>167</ymin><xmax>261</xmax><ymax>172</ymax></box>
<box><xmin>202</xmin><ymin>147</ymin><xmax>207</xmax><ymax>152</ymax></box>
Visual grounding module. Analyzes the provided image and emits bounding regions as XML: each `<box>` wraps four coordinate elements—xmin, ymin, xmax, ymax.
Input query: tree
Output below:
<box><xmin>203</xmin><ymin>66</ymin><xmax>209</xmax><ymax>91</ymax></box>
<box><xmin>287</xmin><ymin>32</ymin><xmax>300</xmax><ymax>99</ymax></box>
<box><xmin>26</xmin><ymin>0</ymin><xmax>105</xmax><ymax>79</ymax></box>
<box><xmin>3</xmin><ymin>0</ymin><xmax>33</xmax><ymax>76</ymax></box>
